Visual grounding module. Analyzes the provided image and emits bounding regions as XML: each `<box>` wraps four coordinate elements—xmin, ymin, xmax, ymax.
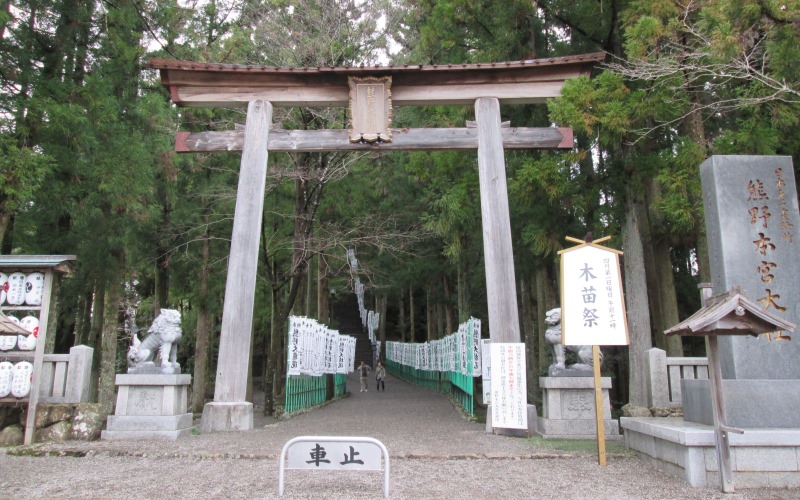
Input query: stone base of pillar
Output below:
<box><xmin>200</xmin><ymin>401</ymin><xmax>254</xmax><ymax>432</ymax></box>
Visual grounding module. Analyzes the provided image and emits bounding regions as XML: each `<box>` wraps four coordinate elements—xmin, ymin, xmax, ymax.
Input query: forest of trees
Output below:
<box><xmin>1</xmin><ymin>0</ymin><xmax>798</xmax><ymax>415</ymax></box>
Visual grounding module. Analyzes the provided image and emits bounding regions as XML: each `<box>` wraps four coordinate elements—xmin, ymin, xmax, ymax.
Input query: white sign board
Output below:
<box><xmin>560</xmin><ymin>244</ymin><xmax>629</xmax><ymax>346</ymax></box>
<box><xmin>279</xmin><ymin>436</ymin><xmax>390</xmax><ymax>498</ymax></box>
<box><xmin>490</xmin><ymin>343</ymin><xmax>527</xmax><ymax>430</ymax></box>
<box><xmin>287</xmin><ymin>440</ymin><xmax>383</xmax><ymax>470</ymax></box>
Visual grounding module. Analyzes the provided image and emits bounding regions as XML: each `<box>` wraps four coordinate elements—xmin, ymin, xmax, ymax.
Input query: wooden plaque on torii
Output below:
<box><xmin>348</xmin><ymin>76</ymin><xmax>392</xmax><ymax>143</ymax></box>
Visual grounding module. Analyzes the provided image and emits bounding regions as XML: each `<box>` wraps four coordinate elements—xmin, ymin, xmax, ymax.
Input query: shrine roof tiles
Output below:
<box><xmin>146</xmin><ymin>52</ymin><xmax>605</xmax><ymax>77</ymax></box>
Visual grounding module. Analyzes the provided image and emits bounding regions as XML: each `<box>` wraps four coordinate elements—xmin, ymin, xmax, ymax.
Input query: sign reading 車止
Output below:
<box><xmin>559</xmin><ymin>242</ymin><xmax>629</xmax><ymax>346</ymax></box>
<box><xmin>286</xmin><ymin>440</ymin><xmax>383</xmax><ymax>470</ymax></box>
<box><xmin>279</xmin><ymin>436</ymin><xmax>391</xmax><ymax>498</ymax></box>
<box><xmin>490</xmin><ymin>343</ymin><xmax>527</xmax><ymax>430</ymax></box>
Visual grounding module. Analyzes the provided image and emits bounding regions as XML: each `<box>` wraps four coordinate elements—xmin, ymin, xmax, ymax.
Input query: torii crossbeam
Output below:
<box><xmin>148</xmin><ymin>52</ymin><xmax>604</xmax><ymax>432</ymax></box>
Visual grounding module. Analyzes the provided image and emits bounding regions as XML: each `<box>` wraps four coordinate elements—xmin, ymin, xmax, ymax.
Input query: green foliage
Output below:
<box><xmin>0</xmin><ymin>134</ymin><xmax>54</xmax><ymax>214</ymax></box>
<box><xmin>548</xmin><ymin>74</ymin><xmax>637</xmax><ymax>149</ymax></box>
<box><xmin>653</xmin><ymin>139</ymin><xmax>705</xmax><ymax>236</ymax></box>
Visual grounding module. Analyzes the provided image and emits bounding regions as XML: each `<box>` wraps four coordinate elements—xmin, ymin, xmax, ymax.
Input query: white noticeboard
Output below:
<box><xmin>560</xmin><ymin>243</ymin><xmax>629</xmax><ymax>346</ymax></box>
<box><xmin>490</xmin><ymin>343</ymin><xmax>527</xmax><ymax>430</ymax></box>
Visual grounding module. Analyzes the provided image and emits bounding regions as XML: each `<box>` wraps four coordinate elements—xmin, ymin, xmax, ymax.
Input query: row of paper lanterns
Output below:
<box><xmin>1</xmin><ymin>272</ymin><xmax>45</xmax><ymax>306</ymax></box>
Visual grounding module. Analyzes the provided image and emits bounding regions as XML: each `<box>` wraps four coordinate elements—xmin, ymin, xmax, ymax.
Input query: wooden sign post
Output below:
<box><xmin>559</xmin><ymin>235</ymin><xmax>630</xmax><ymax>466</ymax></box>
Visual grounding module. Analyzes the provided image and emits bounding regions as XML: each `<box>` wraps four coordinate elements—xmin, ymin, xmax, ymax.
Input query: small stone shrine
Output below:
<box><xmin>102</xmin><ymin>309</ymin><xmax>195</xmax><ymax>440</ymax></box>
<box><xmin>536</xmin><ymin>308</ymin><xmax>620</xmax><ymax>439</ymax></box>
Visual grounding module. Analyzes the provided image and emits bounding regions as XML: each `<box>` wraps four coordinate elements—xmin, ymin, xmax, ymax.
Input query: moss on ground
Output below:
<box><xmin>526</xmin><ymin>436</ymin><xmax>634</xmax><ymax>456</ymax></box>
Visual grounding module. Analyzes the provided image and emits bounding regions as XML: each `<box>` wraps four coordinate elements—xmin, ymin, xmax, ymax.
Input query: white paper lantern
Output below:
<box><xmin>25</xmin><ymin>272</ymin><xmax>45</xmax><ymax>306</ymax></box>
<box><xmin>5</xmin><ymin>272</ymin><xmax>26</xmax><ymax>305</ymax></box>
<box><xmin>11</xmin><ymin>361</ymin><xmax>33</xmax><ymax>398</ymax></box>
<box><xmin>0</xmin><ymin>361</ymin><xmax>14</xmax><ymax>398</ymax></box>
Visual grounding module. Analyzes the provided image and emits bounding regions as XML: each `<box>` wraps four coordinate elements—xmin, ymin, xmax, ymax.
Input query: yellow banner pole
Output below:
<box><xmin>593</xmin><ymin>344</ymin><xmax>607</xmax><ymax>466</ymax></box>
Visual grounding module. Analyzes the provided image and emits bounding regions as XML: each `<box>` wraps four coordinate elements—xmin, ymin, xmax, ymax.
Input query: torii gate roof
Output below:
<box><xmin>148</xmin><ymin>52</ymin><xmax>605</xmax><ymax>108</ymax></box>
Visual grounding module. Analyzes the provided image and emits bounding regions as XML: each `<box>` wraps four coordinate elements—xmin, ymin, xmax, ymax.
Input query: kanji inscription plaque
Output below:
<box><xmin>348</xmin><ymin>76</ymin><xmax>392</xmax><ymax>143</ymax></box>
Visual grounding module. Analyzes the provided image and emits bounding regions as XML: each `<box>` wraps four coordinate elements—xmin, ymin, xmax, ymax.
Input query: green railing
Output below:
<box><xmin>385</xmin><ymin>359</ymin><xmax>474</xmax><ymax>416</ymax></box>
<box><xmin>284</xmin><ymin>373</ymin><xmax>349</xmax><ymax>414</ymax></box>
<box><xmin>448</xmin><ymin>370</ymin><xmax>474</xmax><ymax>416</ymax></box>
<box><xmin>334</xmin><ymin>373</ymin><xmax>347</xmax><ymax>398</ymax></box>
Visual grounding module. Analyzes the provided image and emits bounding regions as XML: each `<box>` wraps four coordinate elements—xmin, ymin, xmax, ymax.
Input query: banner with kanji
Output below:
<box><xmin>560</xmin><ymin>243</ymin><xmax>629</xmax><ymax>346</ymax></box>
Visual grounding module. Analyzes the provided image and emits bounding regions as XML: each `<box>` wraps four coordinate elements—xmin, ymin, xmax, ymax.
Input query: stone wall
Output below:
<box><xmin>0</xmin><ymin>403</ymin><xmax>109</xmax><ymax>447</ymax></box>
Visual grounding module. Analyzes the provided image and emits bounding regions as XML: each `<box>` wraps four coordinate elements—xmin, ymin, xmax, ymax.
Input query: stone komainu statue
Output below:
<box><xmin>544</xmin><ymin>307</ymin><xmax>602</xmax><ymax>375</ymax></box>
<box><xmin>127</xmin><ymin>309</ymin><xmax>182</xmax><ymax>374</ymax></box>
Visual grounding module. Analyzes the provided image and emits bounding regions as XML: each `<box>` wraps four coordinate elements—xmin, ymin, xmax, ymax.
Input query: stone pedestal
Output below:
<box><xmin>200</xmin><ymin>401</ymin><xmax>253</xmax><ymax>432</ymax></box>
<box><xmin>102</xmin><ymin>374</ymin><xmax>195</xmax><ymax>440</ymax></box>
<box><xmin>536</xmin><ymin>376</ymin><xmax>620</xmax><ymax>439</ymax></box>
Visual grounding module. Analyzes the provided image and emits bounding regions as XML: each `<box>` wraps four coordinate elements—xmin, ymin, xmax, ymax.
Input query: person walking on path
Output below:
<box><xmin>375</xmin><ymin>361</ymin><xmax>386</xmax><ymax>391</ymax></box>
<box><xmin>358</xmin><ymin>361</ymin><xmax>371</xmax><ymax>392</ymax></box>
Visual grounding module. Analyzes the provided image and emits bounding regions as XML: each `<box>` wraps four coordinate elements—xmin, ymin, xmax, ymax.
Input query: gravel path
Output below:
<box><xmin>1</xmin><ymin>372</ymin><xmax>797</xmax><ymax>499</ymax></box>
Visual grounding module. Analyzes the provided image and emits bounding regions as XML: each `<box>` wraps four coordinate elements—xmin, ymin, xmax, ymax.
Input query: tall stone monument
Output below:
<box><xmin>684</xmin><ymin>155</ymin><xmax>800</xmax><ymax>427</ymax></box>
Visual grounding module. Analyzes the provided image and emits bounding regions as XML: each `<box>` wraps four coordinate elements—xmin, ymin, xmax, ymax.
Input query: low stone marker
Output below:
<box><xmin>279</xmin><ymin>436</ymin><xmax>389</xmax><ymax>498</ymax></box>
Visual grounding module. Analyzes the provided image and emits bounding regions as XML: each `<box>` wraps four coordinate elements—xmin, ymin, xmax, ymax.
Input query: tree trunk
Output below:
<box><xmin>98</xmin><ymin>250</ymin><xmax>125</xmax><ymax>409</ymax></box>
<box><xmin>399</xmin><ymin>294</ymin><xmax>406</xmax><ymax>343</ymax></box>
<box><xmin>426</xmin><ymin>285</ymin><xmax>433</xmax><ymax>341</ymax></box>
<box><xmin>378</xmin><ymin>295</ymin><xmax>387</xmax><ymax>360</ymax></box>
<box><xmin>0</xmin><ymin>211</ymin><xmax>11</xmax><ymax>249</ymax></box>
<box><xmin>90</xmin><ymin>278</ymin><xmax>106</xmax><ymax>399</ymax></box>
<box><xmin>644</xmin><ymin>178</ymin><xmax>682</xmax><ymax>355</ymax></box>
<box><xmin>654</xmin><ymin>238</ymin><xmax>683</xmax><ymax>356</ymax></box>
<box><xmin>264</xmin><ymin>279</ymin><xmax>279</xmax><ymax>415</ymax></box>
<box><xmin>520</xmin><ymin>276</ymin><xmax>538</xmax><ymax>400</ymax></box>
<box><xmin>74</xmin><ymin>290</ymin><xmax>93</xmax><ymax>346</ymax></box>
<box><xmin>457</xmin><ymin>246</ymin><xmax>470</xmax><ymax>322</ymax></box>
<box><xmin>154</xmin><ymin>255</ymin><xmax>168</xmax><ymax>318</ymax></box>
<box><xmin>535</xmin><ymin>264</ymin><xmax>557</xmax><ymax>373</ymax></box>
<box><xmin>192</xmin><ymin>219</ymin><xmax>211</xmax><ymax>414</ymax></box>
<box><xmin>623</xmin><ymin>185</ymin><xmax>654</xmax><ymax>407</ymax></box>
<box><xmin>317</xmin><ymin>254</ymin><xmax>329</xmax><ymax>323</ymax></box>
<box><xmin>443</xmin><ymin>275</ymin><xmax>455</xmax><ymax>334</ymax></box>
<box><xmin>306</xmin><ymin>256</ymin><xmax>314</xmax><ymax>317</ymax></box>
<box><xmin>409</xmin><ymin>286</ymin><xmax>415</xmax><ymax>343</ymax></box>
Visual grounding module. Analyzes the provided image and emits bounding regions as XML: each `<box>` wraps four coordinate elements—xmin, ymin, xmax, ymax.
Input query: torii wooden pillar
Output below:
<box><xmin>150</xmin><ymin>53</ymin><xmax>603</xmax><ymax>432</ymax></box>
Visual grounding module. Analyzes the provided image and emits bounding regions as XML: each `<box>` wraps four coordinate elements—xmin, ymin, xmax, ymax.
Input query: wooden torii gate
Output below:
<box><xmin>149</xmin><ymin>52</ymin><xmax>604</xmax><ymax>432</ymax></box>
